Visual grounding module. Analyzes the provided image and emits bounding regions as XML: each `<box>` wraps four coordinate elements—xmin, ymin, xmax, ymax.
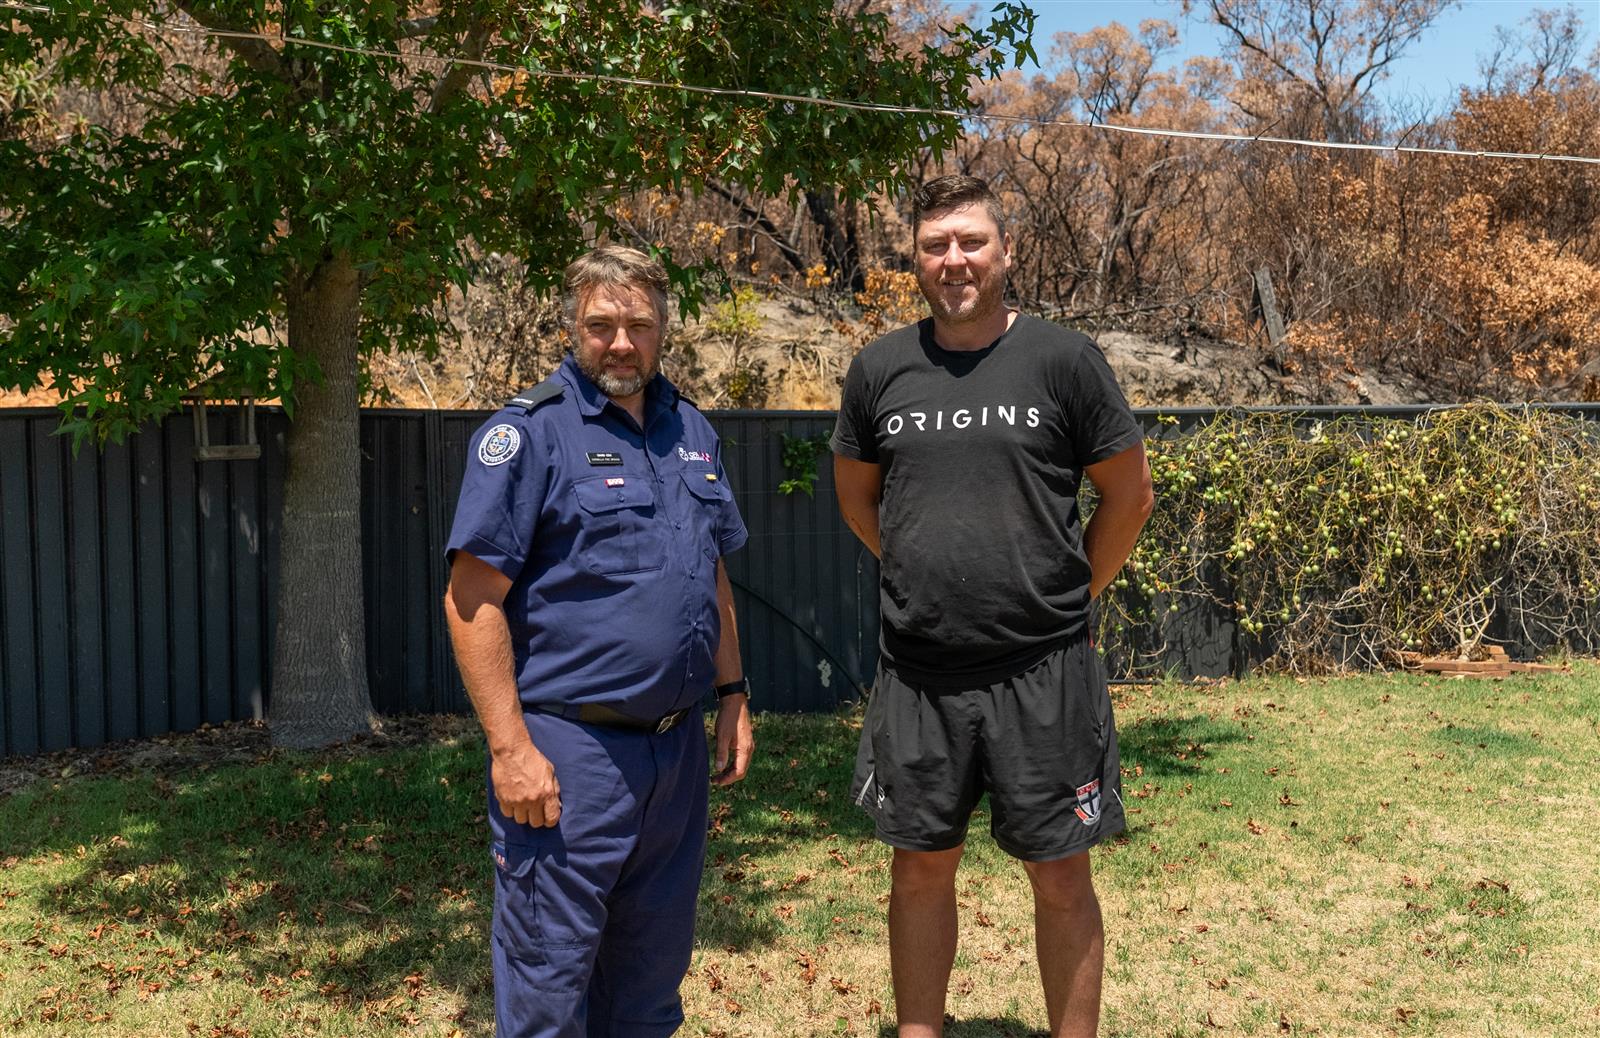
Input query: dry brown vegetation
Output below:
<box><xmin>362</xmin><ymin>2</ymin><xmax>1600</xmax><ymax>412</ymax></box>
<box><xmin>8</xmin><ymin>2</ymin><xmax>1600</xmax><ymax>413</ymax></box>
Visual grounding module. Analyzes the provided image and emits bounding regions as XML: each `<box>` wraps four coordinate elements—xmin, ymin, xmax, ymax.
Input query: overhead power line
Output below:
<box><xmin>6</xmin><ymin>1</ymin><xmax>1600</xmax><ymax>166</ymax></box>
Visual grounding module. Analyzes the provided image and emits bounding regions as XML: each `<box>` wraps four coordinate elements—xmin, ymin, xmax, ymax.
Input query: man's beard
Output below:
<box><xmin>577</xmin><ymin>351</ymin><xmax>658</xmax><ymax>398</ymax></box>
<box><xmin>921</xmin><ymin>271</ymin><xmax>1005</xmax><ymax>325</ymax></box>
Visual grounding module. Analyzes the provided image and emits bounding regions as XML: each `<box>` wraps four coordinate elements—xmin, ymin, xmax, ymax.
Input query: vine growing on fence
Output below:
<box><xmin>778</xmin><ymin>431</ymin><xmax>832</xmax><ymax>497</ymax></box>
<box><xmin>1094</xmin><ymin>405</ymin><xmax>1600</xmax><ymax>675</ymax></box>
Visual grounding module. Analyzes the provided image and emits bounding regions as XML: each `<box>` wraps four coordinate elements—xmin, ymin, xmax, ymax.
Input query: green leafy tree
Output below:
<box><xmin>0</xmin><ymin>1</ymin><xmax>1034</xmax><ymax>747</ymax></box>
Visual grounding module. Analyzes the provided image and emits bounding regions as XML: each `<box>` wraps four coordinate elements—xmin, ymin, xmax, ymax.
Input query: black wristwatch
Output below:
<box><xmin>714</xmin><ymin>677</ymin><xmax>750</xmax><ymax>701</ymax></box>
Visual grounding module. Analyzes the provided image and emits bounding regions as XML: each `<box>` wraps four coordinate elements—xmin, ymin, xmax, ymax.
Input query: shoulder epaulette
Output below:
<box><xmin>506</xmin><ymin>380</ymin><xmax>564</xmax><ymax>413</ymax></box>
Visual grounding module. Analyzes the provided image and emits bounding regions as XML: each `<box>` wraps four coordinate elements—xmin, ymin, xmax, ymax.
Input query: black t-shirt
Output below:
<box><xmin>832</xmin><ymin>313</ymin><xmax>1144</xmax><ymax>686</ymax></box>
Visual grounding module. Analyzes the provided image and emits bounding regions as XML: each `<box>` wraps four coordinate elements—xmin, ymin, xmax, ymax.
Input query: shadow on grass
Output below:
<box><xmin>1428</xmin><ymin>723</ymin><xmax>1541</xmax><ymax>756</ymax></box>
<box><xmin>8</xmin><ymin>704</ymin><xmax>1221</xmax><ymax>1025</ymax></box>
<box><xmin>877</xmin><ymin>1016</ymin><xmax>1043</xmax><ymax>1037</ymax></box>
<box><xmin>1</xmin><ymin>735</ymin><xmax>496</xmax><ymax>1030</ymax></box>
<box><xmin>1116</xmin><ymin>713</ymin><xmax>1246</xmax><ymax>779</ymax></box>
<box><xmin>696</xmin><ymin>709</ymin><xmax>875</xmax><ymax>952</ymax></box>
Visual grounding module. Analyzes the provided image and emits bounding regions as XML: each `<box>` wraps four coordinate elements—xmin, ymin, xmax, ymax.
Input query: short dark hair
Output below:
<box><xmin>912</xmin><ymin>175</ymin><xmax>1007</xmax><ymax>240</ymax></box>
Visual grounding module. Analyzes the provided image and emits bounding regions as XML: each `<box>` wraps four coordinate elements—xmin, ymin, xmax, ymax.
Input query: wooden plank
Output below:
<box><xmin>1417</xmin><ymin>659</ymin><xmax>1511</xmax><ymax>676</ymax></box>
<box><xmin>134</xmin><ymin>425</ymin><xmax>170</xmax><ymax>737</ymax></box>
<box><xmin>0</xmin><ymin>420</ymin><xmax>38</xmax><ymax>755</ymax></box>
<box><xmin>1251</xmin><ymin>267</ymin><xmax>1287</xmax><ymax>350</ymax></box>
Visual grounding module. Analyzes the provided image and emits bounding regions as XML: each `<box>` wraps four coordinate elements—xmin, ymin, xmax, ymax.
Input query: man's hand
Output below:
<box><xmin>491</xmin><ymin>743</ymin><xmax>562</xmax><ymax>827</ymax></box>
<box><xmin>712</xmin><ymin>694</ymin><xmax>754</xmax><ymax>787</ymax></box>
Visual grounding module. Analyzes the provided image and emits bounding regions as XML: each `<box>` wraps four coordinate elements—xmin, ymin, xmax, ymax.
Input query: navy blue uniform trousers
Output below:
<box><xmin>489</xmin><ymin>709</ymin><xmax>708</xmax><ymax>1038</ymax></box>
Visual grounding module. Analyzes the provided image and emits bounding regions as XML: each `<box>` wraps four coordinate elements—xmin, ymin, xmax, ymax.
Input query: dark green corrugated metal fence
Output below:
<box><xmin>0</xmin><ymin>407</ymin><xmax>878</xmax><ymax>757</ymax></box>
<box><xmin>4</xmin><ymin>404</ymin><xmax>1598</xmax><ymax>757</ymax></box>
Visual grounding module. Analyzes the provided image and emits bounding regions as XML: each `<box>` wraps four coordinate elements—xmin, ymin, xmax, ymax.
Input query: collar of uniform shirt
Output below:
<box><xmin>561</xmin><ymin>353</ymin><xmax>680</xmax><ymax>420</ymax></box>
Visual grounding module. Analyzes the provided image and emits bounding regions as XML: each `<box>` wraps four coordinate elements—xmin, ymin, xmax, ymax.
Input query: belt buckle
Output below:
<box><xmin>655</xmin><ymin>710</ymin><xmax>679</xmax><ymax>734</ymax></box>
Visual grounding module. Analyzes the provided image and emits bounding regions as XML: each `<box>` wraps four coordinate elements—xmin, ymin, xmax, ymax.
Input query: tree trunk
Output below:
<box><xmin>269</xmin><ymin>254</ymin><xmax>379</xmax><ymax>748</ymax></box>
<box><xmin>806</xmin><ymin>188</ymin><xmax>864</xmax><ymax>292</ymax></box>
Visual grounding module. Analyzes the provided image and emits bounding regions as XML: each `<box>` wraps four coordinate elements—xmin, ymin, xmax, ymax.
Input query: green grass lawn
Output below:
<box><xmin>3</xmin><ymin>665</ymin><xmax>1598</xmax><ymax>1037</ymax></box>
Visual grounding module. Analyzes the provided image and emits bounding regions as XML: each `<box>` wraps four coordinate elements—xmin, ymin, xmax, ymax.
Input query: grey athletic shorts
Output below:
<box><xmin>849</xmin><ymin>637</ymin><xmax>1124</xmax><ymax>861</ymax></box>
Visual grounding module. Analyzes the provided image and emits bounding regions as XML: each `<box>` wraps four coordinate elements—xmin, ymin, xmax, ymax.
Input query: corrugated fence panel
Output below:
<box><xmin>133</xmin><ymin>424</ymin><xmax>170</xmax><ymax>738</ymax></box>
<box><xmin>4</xmin><ymin>403</ymin><xmax>1599</xmax><ymax>757</ymax></box>
<box><xmin>1</xmin><ymin>418</ymin><xmax>39</xmax><ymax>756</ymax></box>
<box><xmin>714</xmin><ymin>412</ymin><xmax>877</xmax><ymax>715</ymax></box>
<box><xmin>30</xmin><ymin>420</ymin><xmax>72</xmax><ymax>752</ymax></box>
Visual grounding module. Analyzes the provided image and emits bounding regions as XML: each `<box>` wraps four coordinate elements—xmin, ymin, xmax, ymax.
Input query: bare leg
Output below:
<box><xmin>1023</xmin><ymin>852</ymin><xmax>1104</xmax><ymax>1038</ymax></box>
<box><xmin>889</xmin><ymin>845</ymin><xmax>965</xmax><ymax>1038</ymax></box>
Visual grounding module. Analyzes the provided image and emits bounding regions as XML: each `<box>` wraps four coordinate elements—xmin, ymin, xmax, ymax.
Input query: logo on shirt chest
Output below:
<box><xmin>677</xmin><ymin>446</ymin><xmax>713</xmax><ymax>464</ymax></box>
<box><xmin>881</xmin><ymin>403</ymin><xmax>1044</xmax><ymax>438</ymax></box>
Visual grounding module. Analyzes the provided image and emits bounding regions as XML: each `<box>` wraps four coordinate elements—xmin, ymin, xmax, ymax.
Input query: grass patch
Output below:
<box><xmin>3</xmin><ymin>665</ymin><xmax>1598</xmax><ymax>1036</ymax></box>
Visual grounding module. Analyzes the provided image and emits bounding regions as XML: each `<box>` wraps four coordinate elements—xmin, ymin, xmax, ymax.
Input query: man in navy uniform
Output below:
<box><xmin>444</xmin><ymin>245</ymin><xmax>755</xmax><ymax>1037</ymax></box>
<box><xmin>832</xmin><ymin>176</ymin><xmax>1153</xmax><ymax>1038</ymax></box>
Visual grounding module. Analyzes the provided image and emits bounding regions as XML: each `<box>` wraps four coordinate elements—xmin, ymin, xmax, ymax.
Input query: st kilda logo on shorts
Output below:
<box><xmin>1073</xmin><ymin>778</ymin><xmax>1102</xmax><ymax>825</ymax></box>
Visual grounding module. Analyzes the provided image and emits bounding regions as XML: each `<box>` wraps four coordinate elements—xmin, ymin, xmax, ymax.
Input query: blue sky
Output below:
<box><xmin>1016</xmin><ymin>0</ymin><xmax>1598</xmax><ymax>109</ymax></box>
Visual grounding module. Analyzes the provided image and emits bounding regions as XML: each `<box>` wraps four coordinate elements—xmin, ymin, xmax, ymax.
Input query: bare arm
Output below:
<box><xmin>711</xmin><ymin>559</ymin><xmax>754</xmax><ymax>787</ymax></box>
<box><xmin>833</xmin><ymin>455</ymin><xmax>884</xmax><ymax>559</ymax></box>
<box><xmin>443</xmin><ymin>551</ymin><xmax>561</xmax><ymax>827</ymax></box>
<box><xmin>1083</xmin><ymin>442</ymin><xmax>1155</xmax><ymax>599</ymax></box>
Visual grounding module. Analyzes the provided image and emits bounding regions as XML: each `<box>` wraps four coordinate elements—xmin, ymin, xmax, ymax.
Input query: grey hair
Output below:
<box><xmin>561</xmin><ymin>245</ymin><xmax>671</xmax><ymax>334</ymax></box>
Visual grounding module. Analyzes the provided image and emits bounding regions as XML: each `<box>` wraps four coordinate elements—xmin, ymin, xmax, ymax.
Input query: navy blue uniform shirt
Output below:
<box><xmin>446</xmin><ymin>354</ymin><xmax>747</xmax><ymax>719</ymax></box>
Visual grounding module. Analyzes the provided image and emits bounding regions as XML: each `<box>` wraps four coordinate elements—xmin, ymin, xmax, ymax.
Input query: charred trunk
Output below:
<box><xmin>806</xmin><ymin>188</ymin><xmax>865</xmax><ymax>293</ymax></box>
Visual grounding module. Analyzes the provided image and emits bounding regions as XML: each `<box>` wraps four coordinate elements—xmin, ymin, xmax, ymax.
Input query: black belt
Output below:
<box><xmin>567</xmin><ymin>704</ymin><xmax>692</xmax><ymax>734</ymax></box>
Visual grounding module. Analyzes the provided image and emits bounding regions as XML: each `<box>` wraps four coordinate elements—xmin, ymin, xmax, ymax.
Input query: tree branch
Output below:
<box><xmin>398</xmin><ymin>16</ymin><xmax>439</xmax><ymax>39</ymax></box>
<box><xmin>429</xmin><ymin>21</ymin><xmax>491</xmax><ymax>114</ymax></box>
<box><xmin>706</xmin><ymin>182</ymin><xmax>810</xmax><ymax>275</ymax></box>
<box><xmin>172</xmin><ymin>1</ymin><xmax>288</xmax><ymax>80</ymax></box>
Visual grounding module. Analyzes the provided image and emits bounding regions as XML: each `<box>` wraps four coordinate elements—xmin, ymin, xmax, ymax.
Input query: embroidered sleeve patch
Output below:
<box><xmin>478</xmin><ymin>424</ymin><xmax>521</xmax><ymax>466</ymax></box>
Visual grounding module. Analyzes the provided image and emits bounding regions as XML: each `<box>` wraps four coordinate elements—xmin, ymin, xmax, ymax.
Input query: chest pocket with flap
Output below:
<box><xmin>571</xmin><ymin>476</ymin><xmax>664</xmax><ymax>576</ymax></box>
<box><xmin>680</xmin><ymin>470</ymin><xmax>732</xmax><ymax>561</ymax></box>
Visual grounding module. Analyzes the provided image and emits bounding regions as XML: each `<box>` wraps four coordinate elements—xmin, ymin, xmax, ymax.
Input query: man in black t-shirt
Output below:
<box><xmin>831</xmin><ymin>175</ymin><xmax>1153</xmax><ymax>1038</ymax></box>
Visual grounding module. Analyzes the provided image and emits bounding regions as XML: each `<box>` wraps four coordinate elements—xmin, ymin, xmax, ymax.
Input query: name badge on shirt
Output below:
<box><xmin>586</xmin><ymin>451</ymin><xmax>624</xmax><ymax>466</ymax></box>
